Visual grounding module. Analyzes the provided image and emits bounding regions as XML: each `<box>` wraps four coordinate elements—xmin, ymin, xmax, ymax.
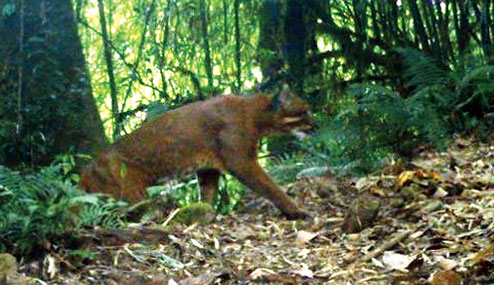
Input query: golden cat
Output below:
<box><xmin>80</xmin><ymin>89</ymin><xmax>314</xmax><ymax>219</ymax></box>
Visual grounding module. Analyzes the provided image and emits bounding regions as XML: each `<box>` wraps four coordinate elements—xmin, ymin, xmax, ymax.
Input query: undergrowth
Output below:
<box><xmin>270</xmin><ymin>50</ymin><xmax>494</xmax><ymax>179</ymax></box>
<box><xmin>0</xmin><ymin>164</ymin><xmax>127</xmax><ymax>257</ymax></box>
<box><xmin>147</xmin><ymin>174</ymin><xmax>246</xmax><ymax>214</ymax></box>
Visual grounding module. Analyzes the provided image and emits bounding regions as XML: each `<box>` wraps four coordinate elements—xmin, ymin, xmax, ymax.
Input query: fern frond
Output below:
<box><xmin>0</xmin><ymin>164</ymin><xmax>127</xmax><ymax>256</ymax></box>
<box><xmin>455</xmin><ymin>65</ymin><xmax>494</xmax><ymax>113</ymax></box>
<box><xmin>311</xmin><ymin>82</ymin><xmax>450</xmax><ymax>175</ymax></box>
<box><xmin>397</xmin><ymin>48</ymin><xmax>450</xmax><ymax>91</ymax></box>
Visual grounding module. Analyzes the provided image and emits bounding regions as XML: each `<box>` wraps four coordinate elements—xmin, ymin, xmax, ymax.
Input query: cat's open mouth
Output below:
<box><xmin>286</xmin><ymin>112</ymin><xmax>316</xmax><ymax>140</ymax></box>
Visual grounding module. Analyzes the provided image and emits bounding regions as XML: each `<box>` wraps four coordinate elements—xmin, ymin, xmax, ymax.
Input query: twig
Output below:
<box><xmin>123</xmin><ymin>198</ymin><xmax>152</xmax><ymax>215</ymax></box>
<box><xmin>77</xmin><ymin>19</ymin><xmax>163</xmax><ymax>94</ymax></box>
<box><xmin>162</xmin><ymin>208</ymin><xmax>181</xmax><ymax>227</ymax></box>
<box><xmin>361</xmin><ymin>230</ymin><xmax>411</xmax><ymax>263</ymax></box>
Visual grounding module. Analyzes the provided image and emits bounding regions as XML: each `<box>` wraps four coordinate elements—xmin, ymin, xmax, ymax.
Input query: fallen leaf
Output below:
<box><xmin>477</xmin><ymin>173</ymin><xmax>494</xmax><ymax>186</ymax></box>
<box><xmin>434</xmin><ymin>187</ymin><xmax>448</xmax><ymax>198</ymax></box>
<box><xmin>437</xmin><ymin>256</ymin><xmax>458</xmax><ymax>270</ymax></box>
<box><xmin>292</xmin><ymin>263</ymin><xmax>314</xmax><ymax>278</ymax></box>
<box><xmin>382</xmin><ymin>251</ymin><xmax>414</xmax><ymax>271</ymax></box>
<box><xmin>45</xmin><ymin>255</ymin><xmax>58</xmax><ymax>279</ymax></box>
<box><xmin>180</xmin><ymin>273</ymin><xmax>216</xmax><ymax>285</ymax></box>
<box><xmin>355</xmin><ymin>177</ymin><xmax>370</xmax><ymax>190</ymax></box>
<box><xmin>297</xmin><ymin>248</ymin><xmax>311</xmax><ymax>257</ymax></box>
<box><xmin>295</xmin><ymin>230</ymin><xmax>318</xmax><ymax>246</ymax></box>
<box><xmin>231</xmin><ymin>225</ymin><xmax>257</xmax><ymax>240</ymax></box>
<box><xmin>250</xmin><ymin>268</ymin><xmax>276</xmax><ymax>280</ymax></box>
<box><xmin>429</xmin><ymin>171</ymin><xmax>444</xmax><ymax>182</ymax></box>
<box><xmin>472</xmin><ymin>243</ymin><xmax>494</xmax><ymax>264</ymax></box>
<box><xmin>213</xmin><ymin>237</ymin><xmax>220</xmax><ymax>250</ymax></box>
<box><xmin>472</xmin><ymin>159</ymin><xmax>485</xmax><ymax>168</ymax></box>
<box><xmin>369</xmin><ymin>186</ymin><xmax>386</xmax><ymax>197</ymax></box>
<box><xmin>371</xmin><ymin>258</ymin><xmax>385</xmax><ymax>268</ymax></box>
<box><xmin>190</xmin><ymin>238</ymin><xmax>204</xmax><ymax>249</ymax></box>
<box><xmin>397</xmin><ymin>171</ymin><xmax>416</xmax><ymax>188</ymax></box>
<box><xmin>409</xmin><ymin>229</ymin><xmax>427</xmax><ymax>239</ymax></box>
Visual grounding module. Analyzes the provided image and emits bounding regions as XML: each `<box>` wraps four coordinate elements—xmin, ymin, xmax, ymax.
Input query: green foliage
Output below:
<box><xmin>147</xmin><ymin>177</ymin><xmax>200</xmax><ymax>206</ymax></box>
<box><xmin>307</xmin><ymin>82</ymin><xmax>448</xmax><ymax>175</ymax></box>
<box><xmin>4</xmin><ymin>0</ymin><xmax>494</xmax><ymax>224</ymax></box>
<box><xmin>78</xmin><ymin>0</ymin><xmax>494</xmax><ymax>183</ymax></box>
<box><xmin>78</xmin><ymin>0</ymin><xmax>264</xmax><ymax>137</ymax></box>
<box><xmin>399</xmin><ymin>48</ymin><xmax>494</xmax><ymax>129</ymax></box>
<box><xmin>0</xmin><ymin>164</ymin><xmax>126</xmax><ymax>256</ymax></box>
<box><xmin>66</xmin><ymin>249</ymin><xmax>98</xmax><ymax>267</ymax></box>
<box><xmin>399</xmin><ymin>48</ymin><xmax>450</xmax><ymax>91</ymax></box>
<box><xmin>267</xmin><ymin>148</ymin><xmax>329</xmax><ymax>184</ymax></box>
<box><xmin>77</xmin><ymin>198</ymin><xmax>127</xmax><ymax>229</ymax></box>
<box><xmin>216</xmin><ymin>175</ymin><xmax>246</xmax><ymax>214</ymax></box>
<box><xmin>453</xmin><ymin>58</ymin><xmax>494</xmax><ymax>121</ymax></box>
<box><xmin>286</xmin><ymin>50</ymin><xmax>494</xmax><ymax>176</ymax></box>
<box><xmin>0</xmin><ymin>165</ymin><xmax>80</xmax><ymax>255</ymax></box>
<box><xmin>146</xmin><ymin>174</ymin><xmax>245</xmax><ymax>214</ymax></box>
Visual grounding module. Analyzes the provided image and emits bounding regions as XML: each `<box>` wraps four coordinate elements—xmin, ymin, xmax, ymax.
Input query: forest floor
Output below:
<box><xmin>16</xmin><ymin>137</ymin><xmax>494</xmax><ymax>284</ymax></box>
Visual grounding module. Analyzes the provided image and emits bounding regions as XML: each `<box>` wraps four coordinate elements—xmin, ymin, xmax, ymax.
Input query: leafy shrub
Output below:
<box><xmin>267</xmin><ymin>145</ymin><xmax>330</xmax><ymax>184</ymax></box>
<box><xmin>276</xmin><ymin>50</ymin><xmax>494</xmax><ymax>177</ymax></box>
<box><xmin>0</xmin><ymin>164</ymin><xmax>126</xmax><ymax>256</ymax></box>
<box><xmin>309</xmin><ymin>83</ymin><xmax>448</xmax><ymax>174</ymax></box>
<box><xmin>399</xmin><ymin>48</ymin><xmax>494</xmax><ymax>129</ymax></box>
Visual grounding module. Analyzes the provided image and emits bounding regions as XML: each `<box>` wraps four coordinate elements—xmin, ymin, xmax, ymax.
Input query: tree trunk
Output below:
<box><xmin>352</xmin><ymin>0</ymin><xmax>368</xmax><ymax>77</ymax></box>
<box><xmin>258</xmin><ymin>0</ymin><xmax>283</xmax><ymax>86</ymax></box>
<box><xmin>234</xmin><ymin>0</ymin><xmax>241</xmax><ymax>91</ymax></box>
<box><xmin>0</xmin><ymin>0</ymin><xmax>107</xmax><ymax>168</ymax></box>
<box><xmin>472</xmin><ymin>1</ymin><xmax>493</xmax><ymax>58</ymax></box>
<box><xmin>97</xmin><ymin>0</ymin><xmax>120</xmax><ymax>140</ymax></box>
<box><xmin>223</xmin><ymin>0</ymin><xmax>228</xmax><ymax>46</ymax></box>
<box><xmin>407</xmin><ymin>0</ymin><xmax>431</xmax><ymax>54</ymax></box>
<box><xmin>158</xmin><ymin>0</ymin><xmax>172</xmax><ymax>100</ymax></box>
<box><xmin>421</xmin><ymin>0</ymin><xmax>441</xmax><ymax>61</ymax></box>
<box><xmin>199</xmin><ymin>0</ymin><xmax>213</xmax><ymax>93</ymax></box>
<box><xmin>455</xmin><ymin>0</ymin><xmax>470</xmax><ymax>55</ymax></box>
<box><xmin>284</xmin><ymin>0</ymin><xmax>307</xmax><ymax>93</ymax></box>
<box><xmin>435</xmin><ymin>0</ymin><xmax>454</xmax><ymax>61</ymax></box>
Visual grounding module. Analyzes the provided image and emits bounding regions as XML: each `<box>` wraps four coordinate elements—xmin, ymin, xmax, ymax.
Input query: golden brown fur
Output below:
<box><xmin>80</xmin><ymin>90</ymin><xmax>314</xmax><ymax>219</ymax></box>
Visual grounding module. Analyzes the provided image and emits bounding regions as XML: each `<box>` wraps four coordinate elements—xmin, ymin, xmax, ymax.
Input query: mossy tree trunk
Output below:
<box><xmin>0</xmin><ymin>0</ymin><xmax>108</xmax><ymax>168</ymax></box>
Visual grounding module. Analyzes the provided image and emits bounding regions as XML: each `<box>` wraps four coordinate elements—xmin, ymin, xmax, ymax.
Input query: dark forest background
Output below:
<box><xmin>1</xmin><ymin>0</ymin><xmax>494</xmax><ymax>171</ymax></box>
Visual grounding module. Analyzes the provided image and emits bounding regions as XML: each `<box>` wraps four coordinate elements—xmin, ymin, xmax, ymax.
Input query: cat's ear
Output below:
<box><xmin>269</xmin><ymin>85</ymin><xmax>292</xmax><ymax>110</ymax></box>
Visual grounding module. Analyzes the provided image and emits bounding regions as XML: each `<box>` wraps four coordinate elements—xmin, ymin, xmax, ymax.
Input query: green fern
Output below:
<box><xmin>304</xmin><ymin>50</ymin><xmax>493</xmax><ymax>176</ymax></box>
<box><xmin>399</xmin><ymin>48</ymin><xmax>494</xmax><ymax>122</ymax></box>
<box><xmin>268</xmin><ymin>149</ymin><xmax>330</xmax><ymax>184</ymax></box>
<box><xmin>0</xmin><ymin>165</ymin><xmax>126</xmax><ymax>256</ymax></box>
<box><xmin>311</xmin><ymin>82</ymin><xmax>450</xmax><ymax>175</ymax></box>
<box><xmin>455</xmin><ymin>64</ymin><xmax>494</xmax><ymax>115</ymax></box>
<box><xmin>268</xmin><ymin>153</ymin><xmax>309</xmax><ymax>183</ymax></box>
<box><xmin>397</xmin><ymin>48</ymin><xmax>450</xmax><ymax>92</ymax></box>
